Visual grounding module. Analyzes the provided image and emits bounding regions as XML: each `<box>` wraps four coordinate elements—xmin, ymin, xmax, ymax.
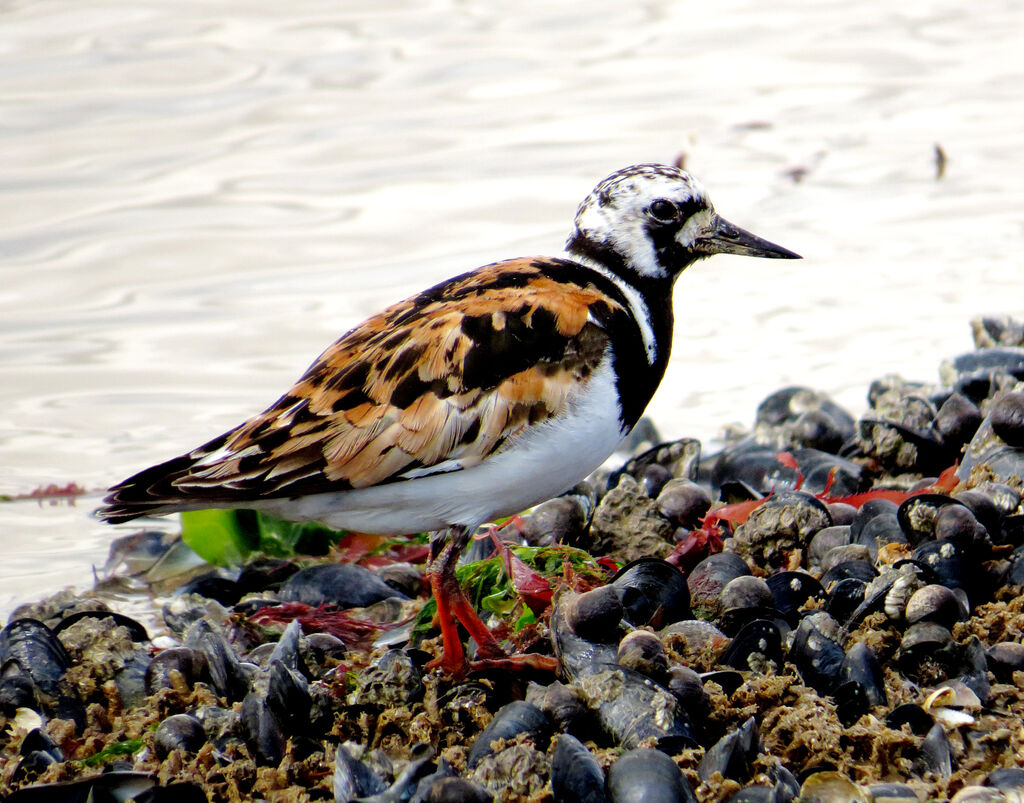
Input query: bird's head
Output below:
<box><xmin>567</xmin><ymin>163</ymin><xmax>800</xmax><ymax>280</ymax></box>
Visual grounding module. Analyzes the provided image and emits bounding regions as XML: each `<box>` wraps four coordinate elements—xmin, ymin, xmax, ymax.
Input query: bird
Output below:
<box><xmin>99</xmin><ymin>163</ymin><xmax>800</xmax><ymax>675</ymax></box>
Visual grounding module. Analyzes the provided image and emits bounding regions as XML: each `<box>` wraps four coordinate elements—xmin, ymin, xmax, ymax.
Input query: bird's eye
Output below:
<box><xmin>647</xmin><ymin>199</ymin><xmax>678</xmax><ymax>223</ymax></box>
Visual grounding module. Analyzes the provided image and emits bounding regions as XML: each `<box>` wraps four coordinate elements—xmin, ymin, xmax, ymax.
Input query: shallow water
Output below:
<box><xmin>2</xmin><ymin>0</ymin><xmax>1023</xmax><ymax>616</ymax></box>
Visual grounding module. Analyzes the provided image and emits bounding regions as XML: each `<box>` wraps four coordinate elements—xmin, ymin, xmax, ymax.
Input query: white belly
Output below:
<box><xmin>254</xmin><ymin>359</ymin><xmax>629</xmax><ymax>534</ymax></box>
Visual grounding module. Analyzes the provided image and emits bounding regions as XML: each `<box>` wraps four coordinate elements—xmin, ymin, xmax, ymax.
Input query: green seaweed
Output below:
<box><xmin>180</xmin><ymin>509</ymin><xmax>348</xmax><ymax>566</ymax></box>
<box><xmin>411</xmin><ymin>544</ymin><xmax>610</xmax><ymax>641</ymax></box>
<box><xmin>79</xmin><ymin>736</ymin><xmax>145</xmax><ymax>767</ymax></box>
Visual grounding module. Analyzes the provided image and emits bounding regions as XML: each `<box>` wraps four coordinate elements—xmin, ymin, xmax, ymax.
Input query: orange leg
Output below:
<box><xmin>425</xmin><ymin>526</ymin><xmax>506</xmax><ymax>676</ymax></box>
<box><xmin>425</xmin><ymin>526</ymin><xmax>557</xmax><ymax>676</ymax></box>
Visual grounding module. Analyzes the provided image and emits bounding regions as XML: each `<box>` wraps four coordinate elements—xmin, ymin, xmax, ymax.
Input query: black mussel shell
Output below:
<box><xmin>5</xmin><ymin>771</ymin><xmax>157</xmax><ymax>803</ymax></box>
<box><xmin>467</xmin><ymin>700</ymin><xmax>550</xmax><ymax>769</ymax></box>
<box><xmin>720</xmin><ymin>619</ymin><xmax>783</xmax><ymax>672</ymax></box>
<box><xmin>241</xmin><ymin>690</ymin><xmax>286</xmax><ymax>766</ymax></box>
<box><xmin>236</xmin><ymin>557</ymin><xmax>300</xmax><ymax>595</ymax></box>
<box><xmin>698</xmin><ymin>716</ymin><xmax>760</xmax><ymax>783</ymax></box>
<box><xmin>834</xmin><ymin>679</ymin><xmax>871</xmax><ymax>727</ymax></box>
<box><xmin>918</xmin><ymin>722</ymin><xmax>953</xmax><ymax>778</ymax></box>
<box><xmin>0</xmin><ymin>618</ymin><xmax>71</xmax><ymax>698</ymax></box>
<box><xmin>266</xmin><ymin>659</ymin><xmax>312</xmax><ymax>737</ymax></box>
<box><xmin>788</xmin><ymin>613</ymin><xmax>844</xmax><ymax>694</ymax></box>
<box><xmin>840</xmin><ymin>642</ymin><xmax>887</xmax><ymax>708</ymax></box>
<box><xmin>985</xmin><ymin>767</ymin><xmax>1024</xmax><ymax>792</ymax></box>
<box><xmin>333</xmin><ymin>743</ymin><xmax>389</xmax><ymax>801</ymax></box>
<box><xmin>700</xmin><ymin>670</ymin><xmax>746</xmax><ymax>696</ymax></box>
<box><xmin>415</xmin><ymin>776</ymin><xmax>493</xmax><ymax>803</ymax></box>
<box><xmin>850</xmin><ymin>499</ymin><xmax>898</xmax><ymax>540</ymax></box>
<box><xmin>886</xmin><ymin>703</ymin><xmax>934</xmax><ymax>735</ymax></box>
<box><xmin>176</xmin><ymin>571</ymin><xmax>243</xmax><ymax>606</ymax></box>
<box><xmin>280</xmin><ymin>563</ymin><xmax>409</xmax><ymax>607</ymax></box>
<box><xmin>947</xmin><ymin>346</ymin><xmax>1024</xmax><ymax>394</ymax></box>
<box><xmin>709</xmin><ymin>442</ymin><xmax>799</xmax><ymax>496</ymax></box>
<box><xmin>827</xmin><ymin>503</ymin><xmax>858</xmax><ymax>526</ymax></box>
<box><xmin>11</xmin><ymin>728</ymin><xmax>63</xmax><ymax>785</ymax></box>
<box><xmin>765</xmin><ymin>571</ymin><xmax>823</xmax><ymax>624</ymax></box>
<box><xmin>183</xmin><ymin>620</ymin><xmax>252</xmax><ymax>702</ymax></box>
<box><xmin>820</xmin><ymin>560</ymin><xmax>877</xmax><ymax>587</ymax></box>
<box><xmin>550</xmin><ymin>733</ymin><xmax>605</xmax><ymax>803</ymax></box>
<box><xmin>824</xmin><ymin>577</ymin><xmax>868</xmax><ymax>626</ymax></box>
<box><xmin>606</xmin><ymin>747</ymin><xmax>698</xmax><ymax>803</ymax></box>
<box><xmin>807</xmin><ymin>525</ymin><xmax>852</xmax><ymax>571</ymax></box>
<box><xmin>516</xmin><ymin>494</ymin><xmax>592</xmax><ymax>549</ymax></box>
<box><xmin>911</xmin><ymin>539</ymin><xmax>972</xmax><ymax>594</ymax></box>
<box><xmin>574</xmin><ymin>665</ymin><xmax>696</xmax><ymax>752</ymax></box>
<box><xmin>154</xmin><ymin>713</ymin><xmax>206</xmax><ymax>758</ymax></box>
<box><xmin>267</xmin><ymin>619</ymin><xmax>310</xmax><ymax>679</ymax></box>
<box><xmin>897</xmin><ymin>622</ymin><xmax>957</xmax><ymax>682</ymax></box>
<box><xmin>608</xmin><ymin>438</ymin><xmax>701</xmax><ymax>491</ymax></box>
<box><xmin>864</xmin><ymin>782</ymin><xmax>918</xmax><ymax>801</ymax></box>
<box><xmin>789</xmin><ymin>448</ymin><xmax>864</xmax><ymax>495</ymax></box>
<box><xmin>852</xmin><ymin>509</ymin><xmax>906</xmax><ymax>559</ymax></box>
<box><xmin>611</xmin><ymin>558</ymin><xmax>690</xmax><ymax>628</ymax></box>
<box><xmin>145</xmin><ymin>647</ymin><xmax>211</xmax><ymax>693</ymax></box>
<box><xmin>666</xmin><ymin>665</ymin><xmax>711</xmax><ymax>722</ymax></box>
<box><xmin>904</xmin><ymin>584</ymin><xmax>969</xmax><ymax>629</ymax></box>
<box><xmin>819</xmin><ymin>544</ymin><xmax>872</xmax><ymax>574</ymax></box>
<box><xmin>952</xmin><ymin>489</ymin><xmax>1002</xmax><ymax>543</ymax></box>
<box><xmin>525</xmin><ymin>680</ymin><xmax>590</xmax><ymax>737</ymax></box>
<box><xmin>639</xmin><ymin>463</ymin><xmax>674</xmax><ymax>497</ymax></box>
<box><xmin>729</xmin><ymin>783</ymin><xmax>796</xmax><ymax>803</ymax></box>
<box><xmin>933</xmin><ymin>504</ymin><xmax>989</xmax><ymax>545</ymax></box>
<box><xmin>0</xmin><ymin>673</ymin><xmax>36</xmax><ymax>715</ymax></box>
<box><xmin>755</xmin><ymin>386</ymin><xmax>855</xmax><ymax>447</ymax></box>
<box><xmin>896</xmin><ymin>494</ymin><xmax>964</xmax><ymax>545</ymax></box>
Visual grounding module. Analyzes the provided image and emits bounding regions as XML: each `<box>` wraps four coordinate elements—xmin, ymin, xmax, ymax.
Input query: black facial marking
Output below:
<box><xmin>675</xmin><ymin>196</ymin><xmax>706</xmax><ymax>223</ymax></box>
<box><xmin>565</xmin><ymin>232</ymin><xmax>629</xmax><ymax>276</ymax></box>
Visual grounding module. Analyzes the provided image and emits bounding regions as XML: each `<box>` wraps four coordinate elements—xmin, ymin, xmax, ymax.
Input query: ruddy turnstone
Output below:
<box><xmin>100</xmin><ymin>164</ymin><xmax>799</xmax><ymax>674</ymax></box>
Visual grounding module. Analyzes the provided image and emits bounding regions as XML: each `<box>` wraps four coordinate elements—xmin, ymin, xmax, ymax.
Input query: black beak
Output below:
<box><xmin>695</xmin><ymin>214</ymin><xmax>801</xmax><ymax>259</ymax></box>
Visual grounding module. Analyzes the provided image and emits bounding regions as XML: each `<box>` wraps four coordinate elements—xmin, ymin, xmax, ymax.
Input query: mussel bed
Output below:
<box><xmin>5</xmin><ymin>318</ymin><xmax>1024</xmax><ymax>802</ymax></box>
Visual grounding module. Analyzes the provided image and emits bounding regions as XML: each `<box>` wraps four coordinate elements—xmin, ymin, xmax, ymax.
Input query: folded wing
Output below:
<box><xmin>99</xmin><ymin>258</ymin><xmax>624</xmax><ymax>523</ymax></box>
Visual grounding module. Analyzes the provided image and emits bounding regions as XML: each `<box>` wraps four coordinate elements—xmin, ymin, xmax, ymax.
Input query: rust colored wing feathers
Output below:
<box><xmin>100</xmin><ymin>259</ymin><xmax>622</xmax><ymax>521</ymax></box>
